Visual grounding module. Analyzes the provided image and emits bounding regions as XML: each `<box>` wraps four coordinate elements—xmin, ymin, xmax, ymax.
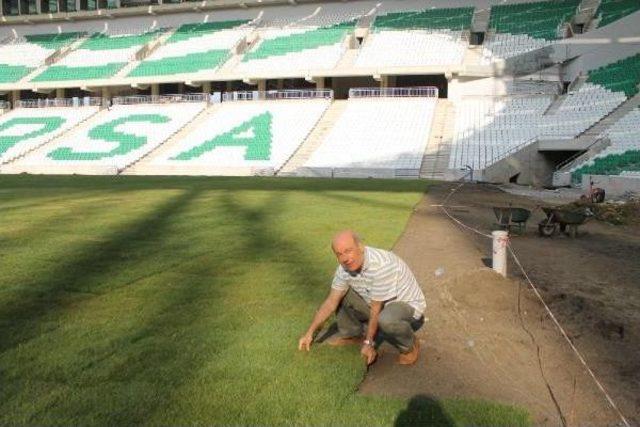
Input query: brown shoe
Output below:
<box><xmin>397</xmin><ymin>339</ymin><xmax>420</xmax><ymax>365</ymax></box>
<box><xmin>326</xmin><ymin>335</ymin><xmax>364</xmax><ymax>347</ymax></box>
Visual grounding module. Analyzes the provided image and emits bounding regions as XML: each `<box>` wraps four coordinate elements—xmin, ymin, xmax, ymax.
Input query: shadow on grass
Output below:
<box><xmin>0</xmin><ymin>174</ymin><xmax>429</xmax><ymax>194</ymax></box>
<box><xmin>218</xmin><ymin>190</ymin><xmax>329</xmax><ymax>299</ymax></box>
<box><xmin>1</xmin><ymin>183</ymin><xmax>423</xmax><ymax>423</ymax></box>
<box><xmin>318</xmin><ymin>191</ymin><xmax>424</xmax><ymax>212</ymax></box>
<box><xmin>395</xmin><ymin>394</ymin><xmax>455</xmax><ymax>427</ymax></box>
<box><xmin>0</xmin><ymin>188</ymin><xmax>202</xmax><ymax>354</ymax></box>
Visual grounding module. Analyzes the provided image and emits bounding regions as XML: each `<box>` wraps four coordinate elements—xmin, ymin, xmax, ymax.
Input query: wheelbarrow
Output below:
<box><xmin>538</xmin><ymin>207</ymin><xmax>593</xmax><ymax>238</ymax></box>
<box><xmin>493</xmin><ymin>207</ymin><xmax>531</xmax><ymax>235</ymax></box>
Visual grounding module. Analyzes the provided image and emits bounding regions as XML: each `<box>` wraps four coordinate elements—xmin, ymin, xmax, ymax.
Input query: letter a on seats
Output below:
<box><xmin>0</xmin><ymin>117</ymin><xmax>65</xmax><ymax>155</ymax></box>
<box><xmin>172</xmin><ymin>112</ymin><xmax>272</xmax><ymax>161</ymax></box>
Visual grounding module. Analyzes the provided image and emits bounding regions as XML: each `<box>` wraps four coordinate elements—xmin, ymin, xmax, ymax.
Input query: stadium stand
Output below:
<box><xmin>0</xmin><ymin>32</ymin><xmax>84</xmax><ymax>83</ymax></box>
<box><xmin>0</xmin><ymin>101</ymin><xmax>99</xmax><ymax>165</ymax></box>
<box><xmin>482</xmin><ymin>0</ymin><xmax>579</xmax><ymax>63</ymax></box>
<box><xmin>146</xmin><ymin>93</ymin><xmax>331</xmax><ymax>175</ymax></box>
<box><xmin>570</xmin><ymin>107</ymin><xmax>640</xmax><ymax>182</ymax></box>
<box><xmin>596</xmin><ymin>0</ymin><xmax>640</xmax><ymax>28</ymax></box>
<box><xmin>355</xmin><ymin>7</ymin><xmax>473</xmax><ymax>68</ymax></box>
<box><xmin>539</xmin><ymin>83</ymin><xmax>626</xmax><ymax>139</ymax></box>
<box><xmin>540</xmin><ymin>53</ymin><xmax>640</xmax><ymax>139</ymax></box>
<box><xmin>9</xmin><ymin>99</ymin><xmax>205</xmax><ymax>174</ymax></box>
<box><xmin>235</xmin><ymin>22</ymin><xmax>355</xmax><ymax>73</ymax></box>
<box><xmin>587</xmin><ymin>52</ymin><xmax>640</xmax><ymax>98</ymax></box>
<box><xmin>128</xmin><ymin>20</ymin><xmax>250</xmax><ymax>78</ymax></box>
<box><xmin>31</xmin><ymin>30</ymin><xmax>163</xmax><ymax>82</ymax></box>
<box><xmin>302</xmin><ymin>88</ymin><xmax>437</xmax><ymax>178</ymax></box>
<box><xmin>449</xmin><ymin>95</ymin><xmax>552</xmax><ymax>171</ymax></box>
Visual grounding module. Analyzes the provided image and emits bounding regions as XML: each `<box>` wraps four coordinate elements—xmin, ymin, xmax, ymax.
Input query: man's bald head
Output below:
<box><xmin>331</xmin><ymin>230</ymin><xmax>361</xmax><ymax>250</ymax></box>
<box><xmin>331</xmin><ymin>230</ymin><xmax>365</xmax><ymax>272</ymax></box>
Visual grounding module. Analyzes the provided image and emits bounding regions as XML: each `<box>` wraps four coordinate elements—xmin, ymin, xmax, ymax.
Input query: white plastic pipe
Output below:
<box><xmin>492</xmin><ymin>230</ymin><xmax>509</xmax><ymax>277</ymax></box>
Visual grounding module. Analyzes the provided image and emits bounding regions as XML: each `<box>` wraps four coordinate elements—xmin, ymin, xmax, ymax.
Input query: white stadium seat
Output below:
<box><xmin>304</xmin><ymin>97</ymin><xmax>436</xmax><ymax>177</ymax></box>
<box><xmin>150</xmin><ymin>98</ymin><xmax>330</xmax><ymax>175</ymax></box>
<box><xmin>10</xmin><ymin>102</ymin><xmax>205</xmax><ymax>175</ymax></box>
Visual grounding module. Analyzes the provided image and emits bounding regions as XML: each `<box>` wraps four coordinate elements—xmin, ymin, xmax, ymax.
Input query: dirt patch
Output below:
<box><xmin>359</xmin><ymin>183</ymin><xmax>639</xmax><ymax>426</ymax></box>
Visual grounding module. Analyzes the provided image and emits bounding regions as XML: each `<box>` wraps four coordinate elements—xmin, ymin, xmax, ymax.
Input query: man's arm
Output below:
<box><xmin>361</xmin><ymin>300</ymin><xmax>383</xmax><ymax>365</ymax></box>
<box><xmin>298</xmin><ymin>288</ymin><xmax>347</xmax><ymax>351</ymax></box>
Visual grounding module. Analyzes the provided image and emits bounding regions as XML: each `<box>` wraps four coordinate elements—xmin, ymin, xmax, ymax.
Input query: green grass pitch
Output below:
<box><xmin>0</xmin><ymin>175</ymin><xmax>529</xmax><ymax>426</ymax></box>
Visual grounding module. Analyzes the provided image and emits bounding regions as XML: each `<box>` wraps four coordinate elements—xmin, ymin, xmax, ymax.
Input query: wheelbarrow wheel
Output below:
<box><xmin>538</xmin><ymin>223</ymin><xmax>557</xmax><ymax>237</ymax></box>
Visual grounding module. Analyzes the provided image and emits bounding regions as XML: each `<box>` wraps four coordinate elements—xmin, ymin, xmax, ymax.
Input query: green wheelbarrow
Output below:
<box><xmin>538</xmin><ymin>207</ymin><xmax>593</xmax><ymax>238</ymax></box>
<box><xmin>493</xmin><ymin>207</ymin><xmax>532</xmax><ymax>235</ymax></box>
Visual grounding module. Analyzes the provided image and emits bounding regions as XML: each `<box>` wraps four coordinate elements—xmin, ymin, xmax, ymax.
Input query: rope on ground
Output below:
<box><xmin>438</xmin><ymin>181</ymin><xmax>631</xmax><ymax>427</ymax></box>
<box><xmin>508</xmin><ymin>244</ymin><xmax>631</xmax><ymax>427</ymax></box>
<box><xmin>440</xmin><ymin>182</ymin><xmax>493</xmax><ymax>239</ymax></box>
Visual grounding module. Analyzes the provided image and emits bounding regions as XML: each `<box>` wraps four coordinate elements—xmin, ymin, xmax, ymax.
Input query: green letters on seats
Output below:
<box><xmin>0</xmin><ymin>116</ymin><xmax>65</xmax><ymax>154</ymax></box>
<box><xmin>47</xmin><ymin>114</ymin><xmax>169</xmax><ymax>161</ymax></box>
<box><xmin>172</xmin><ymin>112</ymin><xmax>273</xmax><ymax>161</ymax></box>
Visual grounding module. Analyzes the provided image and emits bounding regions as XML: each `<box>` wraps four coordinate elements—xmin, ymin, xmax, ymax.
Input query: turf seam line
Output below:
<box><xmin>438</xmin><ymin>182</ymin><xmax>631</xmax><ymax>427</ymax></box>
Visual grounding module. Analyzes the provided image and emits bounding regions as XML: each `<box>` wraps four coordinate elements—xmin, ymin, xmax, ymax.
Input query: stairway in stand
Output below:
<box><xmin>278</xmin><ymin>100</ymin><xmax>348</xmax><ymax>176</ymax></box>
<box><xmin>419</xmin><ymin>99</ymin><xmax>454</xmax><ymax>180</ymax></box>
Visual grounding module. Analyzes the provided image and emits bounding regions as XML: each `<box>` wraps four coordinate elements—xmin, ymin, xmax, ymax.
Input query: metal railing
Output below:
<box><xmin>555</xmin><ymin>136</ymin><xmax>611</xmax><ymax>172</ymax></box>
<box><xmin>112</xmin><ymin>93</ymin><xmax>208</xmax><ymax>105</ymax></box>
<box><xmin>16</xmin><ymin>97</ymin><xmax>102</xmax><ymax>108</ymax></box>
<box><xmin>222</xmin><ymin>89</ymin><xmax>334</xmax><ymax>102</ymax></box>
<box><xmin>349</xmin><ymin>86</ymin><xmax>438</xmax><ymax>98</ymax></box>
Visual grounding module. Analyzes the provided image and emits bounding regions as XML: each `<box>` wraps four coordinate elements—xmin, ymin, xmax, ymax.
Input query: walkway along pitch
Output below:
<box><xmin>358</xmin><ymin>184</ymin><xmax>623</xmax><ymax>426</ymax></box>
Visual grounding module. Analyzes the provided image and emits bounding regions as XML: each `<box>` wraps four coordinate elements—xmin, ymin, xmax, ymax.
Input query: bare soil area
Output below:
<box><xmin>360</xmin><ymin>183</ymin><xmax>639</xmax><ymax>426</ymax></box>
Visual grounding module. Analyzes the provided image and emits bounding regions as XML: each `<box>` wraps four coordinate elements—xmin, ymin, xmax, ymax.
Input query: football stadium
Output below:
<box><xmin>0</xmin><ymin>0</ymin><xmax>639</xmax><ymax>425</ymax></box>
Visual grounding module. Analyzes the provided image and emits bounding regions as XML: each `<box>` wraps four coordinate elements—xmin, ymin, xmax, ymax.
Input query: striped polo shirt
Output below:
<box><xmin>331</xmin><ymin>246</ymin><xmax>426</xmax><ymax>319</ymax></box>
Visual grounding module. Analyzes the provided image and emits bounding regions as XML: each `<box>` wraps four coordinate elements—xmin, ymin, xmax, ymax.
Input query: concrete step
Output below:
<box><xmin>471</xmin><ymin>7</ymin><xmax>491</xmax><ymax>32</ymax></box>
<box><xmin>576</xmin><ymin>0</ymin><xmax>601</xmax><ymax>26</ymax></box>
<box><xmin>462</xmin><ymin>45</ymin><xmax>483</xmax><ymax>68</ymax></box>
<box><xmin>542</xmin><ymin>94</ymin><xmax>565</xmax><ymax>115</ymax></box>
<box><xmin>114</xmin><ymin>29</ymin><xmax>177</xmax><ymax>79</ymax></box>
<box><xmin>217</xmin><ymin>52</ymin><xmax>244</xmax><ymax>75</ymax></box>
<box><xmin>420</xmin><ymin>99</ymin><xmax>455</xmax><ymax>180</ymax></box>
<box><xmin>20</xmin><ymin>36</ymin><xmax>90</xmax><ymax>84</ymax></box>
<box><xmin>574</xmin><ymin>92</ymin><xmax>640</xmax><ymax>142</ymax></box>
<box><xmin>278</xmin><ymin>100</ymin><xmax>348</xmax><ymax>176</ymax></box>
<box><xmin>335</xmin><ymin>48</ymin><xmax>360</xmax><ymax>69</ymax></box>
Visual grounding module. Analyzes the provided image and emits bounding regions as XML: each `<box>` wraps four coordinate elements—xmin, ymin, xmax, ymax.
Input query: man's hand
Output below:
<box><xmin>298</xmin><ymin>334</ymin><xmax>313</xmax><ymax>351</ymax></box>
<box><xmin>360</xmin><ymin>344</ymin><xmax>377</xmax><ymax>365</ymax></box>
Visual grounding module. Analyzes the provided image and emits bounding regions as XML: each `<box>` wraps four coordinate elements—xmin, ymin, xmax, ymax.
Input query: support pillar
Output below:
<box><xmin>55</xmin><ymin>88</ymin><xmax>65</xmax><ymax>99</ymax></box>
<box><xmin>202</xmin><ymin>81</ymin><xmax>211</xmax><ymax>93</ymax></box>
<box><xmin>380</xmin><ymin>75</ymin><xmax>389</xmax><ymax>88</ymax></box>
<box><xmin>257</xmin><ymin>79</ymin><xmax>266</xmax><ymax>92</ymax></box>
<box><xmin>102</xmin><ymin>86</ymin><xmax>111</xmax><ymax>107</ymax></box>
<box><xmin>11</xmin><ymin>90</ymin><xmax>20</xmax><ymax>107</ymax></box>
<box><xmin>177</xmin><ymin>83</ymin><xmax>185</xmax><ymax>94</ymax></box>
<box><xmin>315</xmin><ymin>77</ymin><xmax>325</xmax><ymax>90</ymax></box>
<box><xmin>151</xmin><ymin>83</ymin><xmax>159</xmax><ymax>96</ymax></box>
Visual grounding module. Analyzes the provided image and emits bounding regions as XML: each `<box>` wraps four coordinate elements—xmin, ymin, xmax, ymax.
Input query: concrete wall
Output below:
<box><xmin>448</xmin><ymin>76</ymin><xmax>508</xmax><ymax>99</ymax></box>
<box><xmin>553</xmin><ymin>11</ymin><xmax>640</xmax><ymax>80</ymax></box>
<box><xmin>481</xmin><ymin>141</ymin><xmax>557</xmax><ymax>186</ymax></box>
<box><xmin>582</xmin><ymin>174</ymin><xmax>640</xmax><ymax>198</ymax></box>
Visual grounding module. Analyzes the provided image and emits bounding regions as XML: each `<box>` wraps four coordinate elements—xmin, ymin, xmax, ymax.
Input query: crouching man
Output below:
<box><xmin>298</xmin><ymin>230</ymin><xmax>426</xmax><ymax>365</ymax></box>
